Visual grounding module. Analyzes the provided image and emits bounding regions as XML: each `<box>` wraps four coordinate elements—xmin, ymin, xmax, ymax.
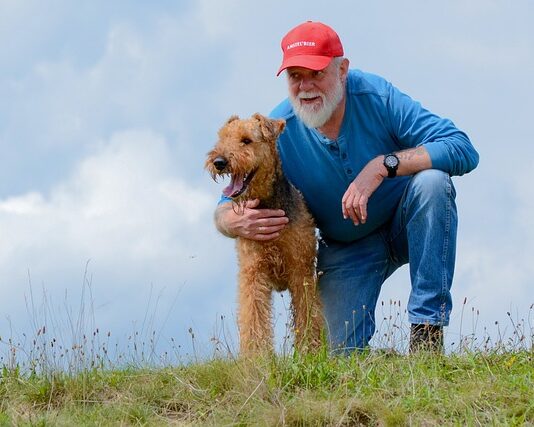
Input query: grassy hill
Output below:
<box><xmin>1</xmin><ymin>295</ymin><xmax>532</xmax><ymax>425</ymax></box>
<box><xmin>0</xmin><ymin>347</ymin><xmax>532</xmax><ymax>426</ymax></box>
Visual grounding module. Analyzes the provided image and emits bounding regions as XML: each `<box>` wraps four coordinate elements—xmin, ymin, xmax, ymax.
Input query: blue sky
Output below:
<box><xmin>1</xmin><ymin>0</ymin><xmax>533</xmax><ymax>362</ymax></box>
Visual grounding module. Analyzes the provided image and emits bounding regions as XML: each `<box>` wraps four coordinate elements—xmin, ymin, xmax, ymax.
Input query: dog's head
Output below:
<box><xmin>205</xmin><ymin>113</ymin><xmax>286</xmax><ymax>201</ymax></box>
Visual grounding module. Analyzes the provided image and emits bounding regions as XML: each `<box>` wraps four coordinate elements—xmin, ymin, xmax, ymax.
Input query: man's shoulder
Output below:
<box><xmin>269</xmin><ymin>98</ymin><xmax>295</xmax><ymax>121</ymax></box>
<box><xmin>346</xmin><ymin>69</ymin><xmax>391</xmax><ymax>98</ymax></box>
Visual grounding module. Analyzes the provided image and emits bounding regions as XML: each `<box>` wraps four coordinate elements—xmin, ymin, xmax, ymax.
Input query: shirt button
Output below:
<box><xmin>347</xmin><ymin>169</ymin><xmax>353</xmax><ymax>174</ymax></box>
<box><xmin>329</xmin><ymin>145</ymin><xmax>336</xmax><ymax>150</ymax></box>
<box><xmin>341</xmin><ymin>153</ymin><xmax>347</xmax><ymax>159</ymax></box>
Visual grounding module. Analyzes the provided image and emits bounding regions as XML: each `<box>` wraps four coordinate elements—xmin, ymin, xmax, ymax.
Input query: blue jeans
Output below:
<box><xmin>317</xmin><ymin>170</ymin><xmax>457</xmax><ymax>351</ymax></box>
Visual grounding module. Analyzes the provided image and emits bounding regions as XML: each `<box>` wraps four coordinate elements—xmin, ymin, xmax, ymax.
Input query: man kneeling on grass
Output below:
<box><xmin>215</xmin><ymin>21</ymin><xmax>479</xmax><ymax>353</ymax></box>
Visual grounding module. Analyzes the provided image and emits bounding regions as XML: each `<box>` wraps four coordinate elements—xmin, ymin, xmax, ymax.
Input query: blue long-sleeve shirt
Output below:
<box><xmin>267</xmin><ymin>69</ymin><xmax>479</xmax><ymax>242</ymax></box>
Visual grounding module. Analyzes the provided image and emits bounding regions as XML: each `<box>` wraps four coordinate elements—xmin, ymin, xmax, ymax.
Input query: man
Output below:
<box><xmin>214</xmin><ymin>21</ymin><xmax>479</xmax><ymax>353</ymax></box>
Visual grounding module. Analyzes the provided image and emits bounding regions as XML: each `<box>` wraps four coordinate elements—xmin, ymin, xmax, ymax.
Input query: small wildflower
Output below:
<box><xmin>505</xmin><ymin>356</ymin><xmax>516</xmax><ymax>368</ymax></box>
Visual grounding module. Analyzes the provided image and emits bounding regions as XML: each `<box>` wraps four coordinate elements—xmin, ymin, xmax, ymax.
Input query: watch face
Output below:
<box><xmin>385</xmin><ymin>155</ymin><xmax>398</xmax><ymax>168</ymax></box>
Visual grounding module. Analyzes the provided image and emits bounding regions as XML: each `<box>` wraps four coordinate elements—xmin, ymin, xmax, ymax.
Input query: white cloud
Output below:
<box><xmin>0</xmin><ymin>0</ymin><xmax>250</xmax><ymax>359</ymax></box>
<box><xmin>445</xmin><ymin>164</ymin><xmax>534</xmax><ymax>344</ymax></box>
<box><xmin>0</xmin><ymin>129</ymin><xmax>236</xmax><ymax>345</ymax></box>
<box><xmin>195</xmin><ymin>0</ymin><xmax>244</xmax><ymax>38</ymax></box>
<box><xmin>1</xmin><ymin>2</ymin><xmax>238</xmax><ymax>195</ymax></box>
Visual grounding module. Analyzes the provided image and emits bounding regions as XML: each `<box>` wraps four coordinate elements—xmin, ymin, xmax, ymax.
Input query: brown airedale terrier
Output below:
<box><xmin>206</xmin><ymin>113</ymin><xmax>323</xmax><ymax>355</ymax></box>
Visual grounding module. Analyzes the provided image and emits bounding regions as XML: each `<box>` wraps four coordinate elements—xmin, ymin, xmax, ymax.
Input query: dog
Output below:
<box><xmin>205</xmin><ymin>113</ymin><xmax>323</xmax><ymax>355</ymax></box>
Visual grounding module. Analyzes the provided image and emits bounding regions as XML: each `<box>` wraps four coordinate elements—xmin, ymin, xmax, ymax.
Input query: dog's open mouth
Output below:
<box><xmin>222</xmin><ymin>169</ymin><xmax>257</xmax><ymax>199</ymax></box>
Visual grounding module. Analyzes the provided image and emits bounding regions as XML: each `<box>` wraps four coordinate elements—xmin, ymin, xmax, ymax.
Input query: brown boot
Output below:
<box><xmin>409</xmin><ymin>323</ymin><xmax>444</xmax><ymax>354</ymax></box>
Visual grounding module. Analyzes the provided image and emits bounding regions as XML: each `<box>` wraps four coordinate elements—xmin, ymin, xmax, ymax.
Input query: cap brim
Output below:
<box><xmin>276</xmin><ymin>55</ymin><xmax>334</xmax><ymax>76</ymax></box>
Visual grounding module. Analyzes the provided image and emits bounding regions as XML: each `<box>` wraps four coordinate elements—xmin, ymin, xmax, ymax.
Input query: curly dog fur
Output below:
<box><xmin>205</xmin><ymin>113</ymin><xmax>323</xmax><ymax>355</ymax></box>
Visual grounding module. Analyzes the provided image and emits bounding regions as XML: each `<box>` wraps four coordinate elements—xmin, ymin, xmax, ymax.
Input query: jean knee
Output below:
<box><xmin>409</xmin><ymin>169</ymin><xmax>456</xmax><ymax>201</ymax></box>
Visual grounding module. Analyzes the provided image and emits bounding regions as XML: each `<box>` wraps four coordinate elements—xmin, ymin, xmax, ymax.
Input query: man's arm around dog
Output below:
<box><xmin>215</xmin><ymin>199</ymin><xmax>289</xmax><ymax>241</ymax></box>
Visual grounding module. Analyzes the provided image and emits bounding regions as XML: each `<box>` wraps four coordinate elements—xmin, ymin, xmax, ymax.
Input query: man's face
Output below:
<box><xmin>286</xmin><ymin>58</ymin><xmax>347</xmax><ymax>129</ymax></box>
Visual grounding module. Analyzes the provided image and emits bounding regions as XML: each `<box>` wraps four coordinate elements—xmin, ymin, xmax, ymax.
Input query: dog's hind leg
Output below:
<box><xmin>288</xmin><ymin>273</ymin><xmax>324</xmax><ymax>352</ymax></box>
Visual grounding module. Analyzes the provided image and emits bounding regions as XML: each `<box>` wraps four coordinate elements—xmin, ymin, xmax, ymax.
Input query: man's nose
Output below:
<box><xmin>299</xmin><ymin>76</ymin><xmax>314</xmax><ymax>91</ymax></box>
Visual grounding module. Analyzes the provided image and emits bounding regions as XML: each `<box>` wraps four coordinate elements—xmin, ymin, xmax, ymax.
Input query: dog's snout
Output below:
<box><xmin>213</xmin><ymin>157</ymin><xmax>228</xmax><ymax>171</ymax></box>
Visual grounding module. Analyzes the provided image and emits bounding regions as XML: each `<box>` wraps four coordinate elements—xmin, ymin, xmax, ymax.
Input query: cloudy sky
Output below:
<box><xmin>1</xmin><ymin>0</ymin><xmax>532</xmax><ymax>362</ymax></box>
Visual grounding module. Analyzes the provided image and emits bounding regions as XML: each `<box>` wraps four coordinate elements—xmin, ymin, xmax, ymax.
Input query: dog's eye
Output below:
<box><xmin>241</xmin><ymin>137</ymin><xmax>252</xmax><ymax>145</ymax></box>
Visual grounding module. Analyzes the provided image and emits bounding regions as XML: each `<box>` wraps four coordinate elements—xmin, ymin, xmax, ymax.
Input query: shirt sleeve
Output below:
<box><xmin>385</xmin><ymin>82</ymin><xmax>479</xmax><ymax>176</ymax></box>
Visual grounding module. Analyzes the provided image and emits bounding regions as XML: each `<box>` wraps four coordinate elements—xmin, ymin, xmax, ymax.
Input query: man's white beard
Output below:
<box><xmin>289</xmin><ymin>77</ymin><xmax>345</xmax><ymax>129</ymax></box>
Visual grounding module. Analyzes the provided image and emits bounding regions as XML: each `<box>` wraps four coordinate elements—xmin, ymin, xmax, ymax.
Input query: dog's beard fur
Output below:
<box><xmin>289</xmin><ymin>73</ymin><xmax>345</xmax><ymax>129</ymax></box>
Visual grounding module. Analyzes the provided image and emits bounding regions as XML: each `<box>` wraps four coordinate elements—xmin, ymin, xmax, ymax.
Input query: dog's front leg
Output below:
<box><xmin>237</xmin><ymin>263</ymin><xmax>274</xmax><ymax>356</ymax></box>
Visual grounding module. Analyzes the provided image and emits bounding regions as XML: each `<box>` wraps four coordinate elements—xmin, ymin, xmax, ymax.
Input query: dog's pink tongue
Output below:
<box><xmin>222</xmin><ymin>175</ymin><xmax>243</xmax><ymax>197</ymax></box>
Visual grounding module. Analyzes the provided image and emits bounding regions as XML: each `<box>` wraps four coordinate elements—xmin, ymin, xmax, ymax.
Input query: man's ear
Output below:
<box><xmin>340</xmin><ymin>58</ymin><xmax>350</xmax><ymax>84</ymax></box>
<box><xmin>252</xmin><ymin>113</ymin><xmax>286</xmax><ymax>140</ymax></box>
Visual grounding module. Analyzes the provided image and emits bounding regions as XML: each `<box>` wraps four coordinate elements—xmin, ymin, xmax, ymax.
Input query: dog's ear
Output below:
<box><xmin>226</xmin><ymin>115</ymin><xmax>239</xmax><ymax>124</ymax></box>
<box><xmin>252</xmin><ymin>113</ymin><xmax>286</xmax><ymax>140</ymax></box>
<box><xmin>272</xmin><ymin>118</ymin><xmax>286</xmax><ymax>137</ymax></box>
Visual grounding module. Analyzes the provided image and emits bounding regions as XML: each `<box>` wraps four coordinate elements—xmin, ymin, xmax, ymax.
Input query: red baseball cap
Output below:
<box><xmin>277</xmin><ymin>21</ymin><xmax>344</xmax><ymax>76</ymax></box>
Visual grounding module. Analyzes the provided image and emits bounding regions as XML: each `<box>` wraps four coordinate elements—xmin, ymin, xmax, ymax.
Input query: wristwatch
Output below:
<box><xmin>383</xmin><ymin>153</ymin><xmax>399</xmax><ymax>178</ymax></box>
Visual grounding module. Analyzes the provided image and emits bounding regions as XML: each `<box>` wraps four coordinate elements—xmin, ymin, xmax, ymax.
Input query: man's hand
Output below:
<box><xmin>215</xmin><ymin>199</ymin><xmax>289</xmax><ymax>241</ymax></box>
<box><xmin>341</xmin><ymin>147</ymin><xmax>432</xmax><ymax>225</ymax></box>
<box><xmin>341</xmin><ymin>156</ymin><xmax>386</xmax><ymax>225</ymax></box>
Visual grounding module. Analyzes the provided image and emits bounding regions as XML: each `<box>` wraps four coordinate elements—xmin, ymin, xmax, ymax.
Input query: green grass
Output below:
<box><xmin>0</xmin><ymin>349</ymin><xmax>532</xmax><ymax>426</ymax></box>
<box><xmin>2</xmin><ymin>285</ymin><xmax>532</xmax><ymax>425</ymax></box>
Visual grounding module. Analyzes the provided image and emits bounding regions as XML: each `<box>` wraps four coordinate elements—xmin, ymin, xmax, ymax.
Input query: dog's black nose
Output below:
<box><xmin>213</xmin><ymin>157</ymin><xmax>228</xmax><ymax>171</ymax></box>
